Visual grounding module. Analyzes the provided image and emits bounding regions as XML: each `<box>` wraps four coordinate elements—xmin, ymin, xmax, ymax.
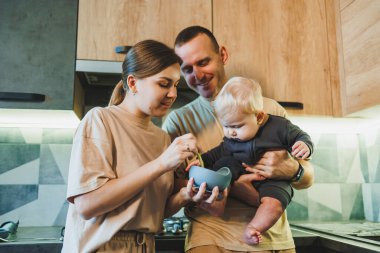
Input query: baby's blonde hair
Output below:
<box><xmin>214</xmin><ymin>77</ymin><xmax>264</xmax><ymax>121</ymax></box>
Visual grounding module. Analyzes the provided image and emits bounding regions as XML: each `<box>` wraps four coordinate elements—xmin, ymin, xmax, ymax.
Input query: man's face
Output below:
<box><xmin>175</xmin><ymin>34</ymin><xmax>227</xmax><ymax>100</ymax></box>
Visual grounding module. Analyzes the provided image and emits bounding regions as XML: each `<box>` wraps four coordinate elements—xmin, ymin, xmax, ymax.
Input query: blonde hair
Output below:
<box><xmin>214</xmin><ymin>77</ymin><xmax>264</xmax><ymax>121</ymax></box>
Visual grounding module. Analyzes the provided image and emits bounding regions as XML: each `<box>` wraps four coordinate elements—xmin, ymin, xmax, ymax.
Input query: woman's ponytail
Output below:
<box><xmin>108</xmin><ymin>80</ymin><xmax>126</xmax><ymax>106</ymax></box>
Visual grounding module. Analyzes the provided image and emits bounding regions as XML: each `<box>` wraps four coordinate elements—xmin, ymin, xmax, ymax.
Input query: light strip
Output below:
<box><xmin>0</xmin><ymin>109</ymin><xmax>80</xmax><ymax>129</ymax></box>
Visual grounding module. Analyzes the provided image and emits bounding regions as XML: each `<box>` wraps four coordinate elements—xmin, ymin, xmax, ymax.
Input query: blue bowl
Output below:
<box><xmin>189</xmin><ymin>165</ymin><xmax>232</xmax><ymax>191</ymax></box>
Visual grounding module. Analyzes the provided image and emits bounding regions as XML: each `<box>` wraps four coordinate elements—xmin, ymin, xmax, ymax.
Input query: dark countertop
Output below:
<box><xmin>1</xmin><ymin>223</ymin><xmax>380</xmax><ymax>253</ymax></box>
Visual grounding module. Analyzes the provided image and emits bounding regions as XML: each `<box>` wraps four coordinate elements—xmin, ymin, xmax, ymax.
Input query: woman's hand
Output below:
<box><xmin>158</xmin><ymin>133</ymin><xmax>198</xmax><ymax>172</ymax></box>
<box><xmin>197</xmin><ymin>187</ymin><xmax>228</xmax><ymax>217</ymax></box>
<box><xmin>183</xmin><ymin>178</ymin><xmax>226</xmax><ymax>216</ymax></box>
<box><xmin>165</xmin><ymin>178</ymin><xmax>225</xmax><ymax>217</ymax></box>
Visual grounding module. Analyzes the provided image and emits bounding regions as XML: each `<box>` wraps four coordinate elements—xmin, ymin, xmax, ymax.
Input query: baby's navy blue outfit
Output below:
<box><xmin>201</xmin><ymin>115</ymin><xmax>313</xmax><ymax>209</ymax></box>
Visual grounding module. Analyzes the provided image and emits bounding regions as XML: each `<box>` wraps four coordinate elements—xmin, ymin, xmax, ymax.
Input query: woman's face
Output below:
<box><xmin>134</xmin><ymin>63</ymin><xmax>180</xmax><ymax>117</ymax></box>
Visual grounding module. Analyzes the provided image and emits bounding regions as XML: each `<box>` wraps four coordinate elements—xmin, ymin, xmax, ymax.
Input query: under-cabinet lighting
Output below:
<box><xmin>0</xmin><ymin>109</ymin><xmax>80</xmax><ymax>129</ymax></box>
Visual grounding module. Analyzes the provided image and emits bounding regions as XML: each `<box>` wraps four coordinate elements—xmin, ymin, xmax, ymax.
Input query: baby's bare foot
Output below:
<box><xmin>243</xmin><ymin>225</ymin><xmax>263</xmax><ymax>245</ymax></box>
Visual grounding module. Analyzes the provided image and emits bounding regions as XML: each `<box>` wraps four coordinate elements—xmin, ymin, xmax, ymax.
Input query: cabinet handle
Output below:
<box><xmin>115</xmin><ymin>46</ymin><xmax>132</xmax><ymax>54</ymax></box>
<box><xmin>277</xmin><ymin>101</ymin><xmax>303</xmax><ymax>110</ymax></box>
<box><xmin>0</xmin><ymin>92</ymin><xmax>46</xmax><ymax>102</ymax></box>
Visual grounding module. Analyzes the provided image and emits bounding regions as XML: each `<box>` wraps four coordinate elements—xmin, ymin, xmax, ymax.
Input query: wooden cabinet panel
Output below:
<box><xmin>77</xmin><ymin>0</ymin><xmax>212</xmax><ymax>61</ymax></box>
<box><xmin>213</xmin><ymin>0</ymin><xmax>334</xmax><ymax>115</ymax></box>
<box><xmin>339</xmin><ymin>0</ymin><xmax>380</xmax><ymax>114</ymax></box>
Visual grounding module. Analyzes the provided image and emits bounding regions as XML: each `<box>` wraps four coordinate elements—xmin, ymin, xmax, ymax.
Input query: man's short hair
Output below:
<box><xmin>175</xmin><ymin>26</ymin><xmax>219</xmax><ymax>53</ymax></box>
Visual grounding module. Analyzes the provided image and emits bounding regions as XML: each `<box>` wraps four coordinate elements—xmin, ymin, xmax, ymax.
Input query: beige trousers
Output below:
<box><xmin>187</xmin><ymin>245</ymin><xmax>296</xmax><ymax>253</ymax></box>
<box><xmin>96</xmin><ymin>231</ymin><xmax>155</xmax><ymax>253</ymax></box>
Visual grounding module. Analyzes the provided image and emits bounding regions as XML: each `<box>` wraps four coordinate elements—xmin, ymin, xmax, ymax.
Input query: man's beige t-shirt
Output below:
<box><xmin>162</xmin><ymin>96</ymin><xmax>295</xmax><ymax>251</ymax></box>
<box><xmin>62</xmin><ymin>106</ymin><xmax>173</xmax><ymax>253</ymax></box>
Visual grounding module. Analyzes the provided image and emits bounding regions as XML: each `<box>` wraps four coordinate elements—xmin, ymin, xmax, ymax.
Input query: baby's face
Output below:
<box><xmin>221</xmin><ymin>112</ymin><xmax>260</xmax><ymax>141</ymax></box>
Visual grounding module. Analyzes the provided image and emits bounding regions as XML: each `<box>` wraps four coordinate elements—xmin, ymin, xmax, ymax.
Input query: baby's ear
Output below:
<box><xmin>256</xmin><ymin>111</ymin><xmax>265</xmax><ymax>124</ymax></box>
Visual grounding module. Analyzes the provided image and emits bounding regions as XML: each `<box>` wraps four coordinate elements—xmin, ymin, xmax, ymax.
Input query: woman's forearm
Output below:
<box><xmin>164</xmin><ymin>187</ymin><xmax>191</xmax><ymax>218</ymax></box>
<box><xmin>74</xmin><ymin>159</ymin><xmax>167</xmax><ymax>220</ymax></box>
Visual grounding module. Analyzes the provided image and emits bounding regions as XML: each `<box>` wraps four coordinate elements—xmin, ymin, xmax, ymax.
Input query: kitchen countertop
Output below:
<box><xmin>1</xmin><ymin>223</ymin><xmax>380</xmax><ymax>253</ymax></box>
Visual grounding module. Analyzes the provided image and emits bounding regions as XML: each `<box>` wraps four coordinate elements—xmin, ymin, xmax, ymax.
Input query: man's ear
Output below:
<box><xmin>127</xmin><ymin>75</ymin><xmax>137</xmax><ymax>93</ymax></box>
<box><xmin>256</xmin><ymin>111</ymin><xmax>265</xmax><ymax>125</ymax></box>
<box><xmin>219</xmin><ymin>46</ymin><xmax>229</xmax><ymax>65</ymax></box>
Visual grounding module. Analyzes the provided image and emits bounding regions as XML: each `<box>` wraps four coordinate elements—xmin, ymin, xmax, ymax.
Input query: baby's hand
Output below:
<box><xmin>291</xmin><ymin>141</ymin><xmax>310</xmax><ymax>159</ymax></box>
<box><xmin>185</xmin><ymin>160</ymin><xmax>201</xmax><ymax>172</ymax></box>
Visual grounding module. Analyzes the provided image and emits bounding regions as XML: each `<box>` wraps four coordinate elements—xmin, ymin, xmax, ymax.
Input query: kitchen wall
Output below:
<box><xmin>0</xmin><ymin>115</ymin><xmax>379</xmax><ymax>226</ymax></box>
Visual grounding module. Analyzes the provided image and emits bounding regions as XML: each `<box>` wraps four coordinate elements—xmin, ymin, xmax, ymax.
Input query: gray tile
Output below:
<box><xmin>39</xmin><ymin>145</ymin><xmax>65</xmax><ymax>184</ymax></box>
<box><xmin>54</xmin><ymin>201</ymin><xmax>69</xmax><ymax>226</ymax></box>
<box><xmin>0</xmin><ymin>128</ymin><xmax>25</xmax><ymax>143</ymax></box>
<box><xmin>312</xmin><ymin>148</ymin><xmax>339</xmax><ymax>177</ymax></box>
<box><xmin>358</xmin><ymin>134</ymin><xmax>370</xmax><ymax>182</ymax></box>
<box><xmin>308</xmin><ymin>201</ymin><xmax>343</xmax><ymax>221</ymax></box>
<box><xmin>312</xmin><ymin>163</ymin><xmax>341</xmax><ymax>183</ymax></box>
<box><xmin>287</xmin><ymin>202</ymin><xmax>309</xmax><ymax>221</ymax></box>
<box><xmin>0</xmin><ymin>185</ymin><xmax>38</xmax><ymax>215</ymax></box>
<box><xmin>0</xmin><ymin>144</ymin><xmax>40</xmax><ymax>174</ymax></box>
<box><xmin>316</xmin><ymin>134</ymin><xmax>337</xmax><ymax>148</ymax></box>
<box><xmin>41</xmin><ymin>129</ymin><xmax>75</xmax><ymax>144</ymax></box>
<box><xmin>340</xmin><ymin>184</ymin><xmax>364</xmax><ymax>220</ymax></box>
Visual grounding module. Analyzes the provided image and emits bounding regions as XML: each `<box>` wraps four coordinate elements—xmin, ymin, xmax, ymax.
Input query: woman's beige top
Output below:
<box><xmin>163</xmin><ymin>96</ymin><xmax>295</xmax><ymax>251</ymax></box>
<box><xmin>62</xmin><ymin>106</ymin><xmax>173</xmax><ymax>253</ymax></box>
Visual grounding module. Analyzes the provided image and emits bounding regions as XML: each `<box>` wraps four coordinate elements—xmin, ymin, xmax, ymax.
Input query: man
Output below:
<box><xmin>162</xmin><ymin>26</ymin><xmax>314</xmax><ymax>253</ymax></box>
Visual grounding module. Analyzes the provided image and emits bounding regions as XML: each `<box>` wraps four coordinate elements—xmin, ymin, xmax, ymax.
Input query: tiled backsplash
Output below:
<box><xmin>0</xmin><ymin>124</ymin><xmax>379</xmax><ymax>226</ymax></box>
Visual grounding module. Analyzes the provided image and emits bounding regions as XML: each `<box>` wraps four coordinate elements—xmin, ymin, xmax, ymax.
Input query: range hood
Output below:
<box><xmin>76</xmin><ymin>60</ymin><xmax>198</xmax><ymax>113</ymax></box>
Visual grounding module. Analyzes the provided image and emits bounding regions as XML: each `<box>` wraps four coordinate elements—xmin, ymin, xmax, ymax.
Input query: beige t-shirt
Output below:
<box><xmin>62</xmin><ymin>106</ymin><xmax>173</xmax><ymax>253</ymax></box>
<box><xmin>162</xmin><ymin>96</ymin><xmax>295</xmax><ymax>251</ymax></box>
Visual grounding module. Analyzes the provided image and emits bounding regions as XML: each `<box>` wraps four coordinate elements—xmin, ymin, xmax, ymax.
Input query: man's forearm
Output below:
<box><xmin>291</xmin><ymin>160</ymin><xmax>314</xmax><ymax>189</ymax></box>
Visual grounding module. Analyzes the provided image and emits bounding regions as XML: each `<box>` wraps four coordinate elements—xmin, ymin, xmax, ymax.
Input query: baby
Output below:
<box><xmin>190</xmin><ymin>77</ymin><xmax>313</xmax><ymax>245</ymax></box>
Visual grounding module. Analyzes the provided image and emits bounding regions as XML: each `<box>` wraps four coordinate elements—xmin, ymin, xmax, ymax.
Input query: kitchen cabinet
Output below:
<box><xmin>213</xmin><ymin>0</ymin><xmax>335</xmax><ymax>116</ymax></box>
<box><xmin>77</xmin><ymin>0</ymin><xmax>212</xmax><ymax>61</ymax></box>
<box><xmin>213</xmin><ymin>0</ymin><xmax>380</xmax><ymax>116</ymax></box>
<box><xmin>0</xmin><ymin>0</ymin><xmax>83</xmax><ymax>118</ymax></box>
<box><xmin>336</xmin><ymin>0</ymin><xmax>380</xmax><ymax>115</ymax></box>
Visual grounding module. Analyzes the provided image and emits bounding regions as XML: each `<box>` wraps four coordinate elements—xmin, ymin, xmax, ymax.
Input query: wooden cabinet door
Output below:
<box><xmin>213</xmin><ymin>0</ymin><xmax>335</xmax><ymax>115</ymax></box>
<box><xmin>77</xmin><ymin>0</ymin><xmax>212</xmax><ymax>61</ymax></box>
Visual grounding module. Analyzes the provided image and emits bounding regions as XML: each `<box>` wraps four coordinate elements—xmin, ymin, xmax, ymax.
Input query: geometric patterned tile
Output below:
<box><xmin>54</xmin><ymin>201</ymin><xmax>69</xmax><ymax>226</ymax></box>
<box><xmin>308</xmin><ymin>184</ymin><xmax>342</xmax><ymax>214</ymax></box>
<box><xmin>0</xmin><ymin>159</ymin><xmax>40</xmax><ymax>184</ymax></box>
<box><xmin>41</xmin><ymin>128</ymin><xmax>75</xmax><ymax>144</ymax></box>
<box><xmin>308</xmin><ymin>200</ymin><xmax>343</xmax><ymax>221</ymax></box>
<box><xmin>312</xmin><ymin>163</ymin><xmax>342</xmax><ymax>183</ymax></box>
<box><xmin>0</xmin><ymin>185</ymin><xmax>38</xmax><ymax>215</ymax></box>
<box><xmin>366</xmin><ymin>145</ymin><xmax>380</xmax><ymax>183</ymax></box>
<box><xmin>316</xmin><ymin>134</ymin><xmax>337</xmax><ymax>148</ymax></box>
<box><xmin>0</xmin><ymin>144</ymin><xmax>40</xmax><ymax>174</ymax></box>
<box><xmin>358</xmin><ymin>134</ymin><xmax>370</xmax><ymax>183</ymax></box>
<box><xmin>362</xmin><ymin>183</ymin><xmax>380</xmax><ymax>222</ymax></box>
<box><xmin>0</xmin><ymin>185</ymin><xmax>67</xmax><ymax>226</ymax></box>
<box><xmin>39</xmin><ymin>145</ymin><xmax>65</xmax><ymax>184</ymax></box>
<box><xmin>19</xmin><ymin>128</ymin><xmax>43</xmax><ymax>144</ymax></box>
<box><xmin>49</xmin><ymin>144</ymin><xmax>72</xmax><ymax>184</ymax></box>
<box><xmin>287</xmin><ymin>189</ymin><xmax>309</xmax><ymax>221</ymax></box>
<box><xmin>0</xmin><ymin>128</ymin><xmax>26</xmax><ymax>143</ymax></box>
<box><xmin>337</xmin><ymin>147</ymin><xmax>359</xmax><ymax>182</ymax></box>
<box><xmin>312</xmin><ymin>147</ymin><xmax>339</xmax><ymax>177</ymax></box>
<box><xmin>345</xmin><ymin>154</ymin><xmax>364</xmax><ymax>183</ymax></box>
<box><xmin>287</xmin><ymin>201</ymin><xmax>309</xmax><ymax>221</ymax></box>
<box><xmin>340</xmin><ymin>184</ymin><xmax>364</xmax><ymax>220</ymax></box>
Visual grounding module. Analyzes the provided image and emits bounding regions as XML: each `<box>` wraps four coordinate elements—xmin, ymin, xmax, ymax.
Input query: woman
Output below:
<box><xmin>62</xmin><ymin>40</ymin><xmax>213</xmax><ymax>253</ymax></box>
